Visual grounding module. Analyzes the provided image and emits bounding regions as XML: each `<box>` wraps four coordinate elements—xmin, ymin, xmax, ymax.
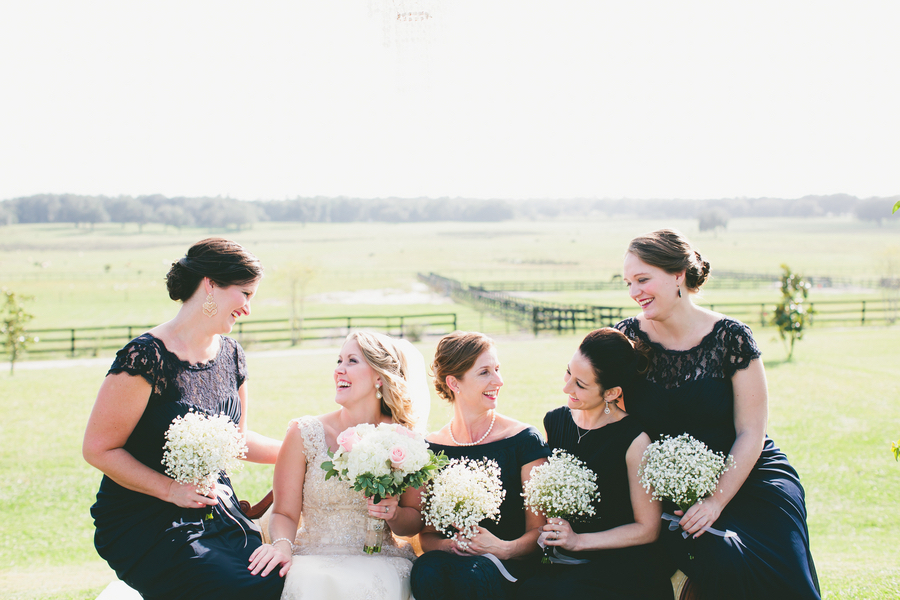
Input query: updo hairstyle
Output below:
<box><xmin>349</xmin><ymin>331</ymin><xmax>417</xmax><ymax>430</ymax></box>
<box><xmin>578</xmin><ymin>328</ymin><xmax>649</xmax><ymax>400</ymax></box>
<box><xmin>627</xmin><ymin>229</ymin><xmax>711</xmax><ymax>292</ymax></box>
<box><xmin>432</xmin><ymin>331</ymin><xmax>494</xmax><ymax>403</ymax></box>
<box><xmin>165</xmin><ymin>238</ymin><xmax>264</xmax><ymax>302</ymax></box>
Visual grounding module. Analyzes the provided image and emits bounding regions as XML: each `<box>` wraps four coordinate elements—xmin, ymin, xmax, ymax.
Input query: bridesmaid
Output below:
<box><xmin>616</xmin><ymin>228</ymin><xmax>820</xmax><ymax>600</ymax></box>
<box><xmin>516</xmin><ymin>328</ymin><xmax>671</xmax><ymax>600</ymax></box>
<box><xmin>410</xmin><ymin>331</ymin><xmax>550</xmax><ymax>600</ymax></box>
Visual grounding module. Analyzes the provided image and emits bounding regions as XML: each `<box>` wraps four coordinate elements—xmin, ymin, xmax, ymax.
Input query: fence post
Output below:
<box><xmin>452</xmin><ymin>314</ymin><xmax>457</xmax><ymax>331</ymax></box>
<box><xmin>71</xmin><ymin>329</ymin><xmax>76</xmax><ymax>357</ymax></box>
<box><xmin>861</xmin><ymin>301</ymin><xmax>866</xmax><ymax>326</ymax></box>
<box><xmin>399</xmin><ymin>316</ymin><xmax>405</xmax><ymax>338</ymax></box>
<box><xmin>760</xmin><ymin>304</ymin><xmax>766</xmax><ymax>328</ymax></box>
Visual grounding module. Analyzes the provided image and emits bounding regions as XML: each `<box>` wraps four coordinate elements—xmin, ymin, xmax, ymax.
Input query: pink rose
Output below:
<box><xmin>337</xmin><ymin>427</ymin><xmax>361</xmax><ymax>452</ymax></box>
<box><xmin>389</xmin><ymin>445</ymin><xmax>408</xmax><ymax>468</ymax></box>
<box><xmin>393</xmin><ymin>424</ymin><xmax>418</xmax><ymax>439</ymax></box>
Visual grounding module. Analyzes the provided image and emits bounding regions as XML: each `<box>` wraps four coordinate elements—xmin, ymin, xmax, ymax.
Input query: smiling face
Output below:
<box><xmin>334</xmin><ymin>338</ymin><xmax>381</xmax><ymax>407</ymax></box>
<box><xmin>623</xmin><ymin>252</ymin><xmax>682</xmax><ymax>321</ymax></box>
<box><xmin>562</xmin><ymin>350</ymin><xmax>606</xmax><ymax>414</ymax></box>
<box><xmin>210</xmin><ymin>278</ymin><xmax>259</xmax><ymax>333</ymax></box>
<box><xmin>450</xmin><ymin>347</ymin><xmax>503</xmax><ymax>413</ymax></box>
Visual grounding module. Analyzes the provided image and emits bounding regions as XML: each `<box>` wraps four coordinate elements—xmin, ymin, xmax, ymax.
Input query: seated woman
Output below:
<box><xmin>516</xmin><ymin>328</ymin><xmax>672</xmax><ymax>600</ymax></box>
<box><xmin>617</xmin><ymin>229</ymin><xmax>820</xmax><ymax>599</ymax></box>
<box><xmin>83</xmin><ymin>238</ymin><xmax>284</xmax><ymax>600</ymax></box>
<box><xmin>249</xmin><ymin>331</ymin><xmax>430</xmax><ymax>600</ymax></box>
<box><xmin>410</xmin><ymin>331</ymin><xmax>551</xmax><ymax>600</ymax></box>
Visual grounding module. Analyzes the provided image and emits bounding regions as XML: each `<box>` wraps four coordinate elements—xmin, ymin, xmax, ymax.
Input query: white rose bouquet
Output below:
<box><xmin>420</xmin><ymin>457</ymin><xmax>506</xmax><ymax>548</ymax></box>
<box><xmin>321</xmin><ymin>422</ymin><xmax>447</xmax><ymax>502</ymax></box>
<box><xmin>523</xmin><ymin>449</ymin><xmax>598</xmax><ymax>520</ymax></box>
<box><xmin>638</xmin><ymin>433</ymin><xmax>736</xmax><ymax>538</ymax></box>
<box><xmin>162</xmin><ymin>410</ymin><xmax>248</xmax><ymax>496</ymax></box>
<box><xmin>321</xmin><ymin>422</ymin><xmax>447</xmax><ymax>553</ymax></box>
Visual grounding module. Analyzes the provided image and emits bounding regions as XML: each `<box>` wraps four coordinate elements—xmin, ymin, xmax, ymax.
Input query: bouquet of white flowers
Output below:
<box><xmin>638</xmin><ymin>433</ymin><xmax>736</xmax><ymax>538</ymax></box>
<box><xmin>162</xmin><ymin>410</ymin><xmax>248</xmax><ymax>496</ymax></box>
<box><xmin>321</xmin><ymin>422</ymin><xmax>447</xmax><ymax>553</ymax></box>
<box><xmin>420</xmin><ymin>457</ymin><xmax>505</xmax><ymax>547</ymax></box>
<box><xmin>322</xmin><ymin>422</ymin><xmax>447</xmax><ymax>502</ymax></box>
<box><xmin>523</xmin><ymin>449</ymin><xmax>598</xmax><ymax>520</ymax></box>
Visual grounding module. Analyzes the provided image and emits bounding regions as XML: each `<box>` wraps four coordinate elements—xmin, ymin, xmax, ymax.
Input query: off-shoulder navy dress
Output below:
<box><xmin>410</xmin><ymin>427</ymin><xmax>551</xmax><ymax>600</ymax></box>
<box><xmin>90</xmin><ymin>334</ymin><xmax>283</xmax><ymax>600</ymax></box>
<box><xmin>616</xmin><ymin>317</ymin><xmax>820</xmax><ymax>600</ymax></box>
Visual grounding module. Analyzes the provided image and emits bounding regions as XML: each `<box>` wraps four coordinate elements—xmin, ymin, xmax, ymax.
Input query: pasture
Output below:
<box><xmin>1</xmin><ymin>216</ymin><xmax>899</xmax><ymax>598</ymax></box>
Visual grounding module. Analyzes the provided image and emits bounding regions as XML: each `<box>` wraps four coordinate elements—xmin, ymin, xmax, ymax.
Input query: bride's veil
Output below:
<box><xmin>394</xmin><ymin>338</ymin><xmax>431</xmax><ymax>434</ymax></box>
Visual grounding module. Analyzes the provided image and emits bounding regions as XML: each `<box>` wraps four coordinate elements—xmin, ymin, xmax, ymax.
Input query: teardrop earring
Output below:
<box><xmin>375</xmin><ymin>385</ymin><xmax>383</xmax><ymax>400</ymax></box>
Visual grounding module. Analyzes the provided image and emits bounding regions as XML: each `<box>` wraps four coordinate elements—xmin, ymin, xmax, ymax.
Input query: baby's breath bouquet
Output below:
<box><xmin>523</xmin><ymin>449</ymin><xmax>598</xmax><ymax>563</ymax></box>
<box><xmin>638</xmin><ymin>433</ymin><xmax>736</xmax><ymax>538</ymax></box>
<box><xmin>523</xmin><ymin>449</ymin><xmax>598</xmax><ymax>519</ymax></box>
<box><xmin>162</xmin><ymin>410</ymin><xmax>247</xmax><ymax>496</ymax></box>
<box><xmin>420</xmin><ymin>457</ymin><xmax>506</xmax><ymax>548</ymax></box>
<box><xmin>321</xmin><ymin>422</ymin><xmax>447</xmax><ymax>553</ymax></box>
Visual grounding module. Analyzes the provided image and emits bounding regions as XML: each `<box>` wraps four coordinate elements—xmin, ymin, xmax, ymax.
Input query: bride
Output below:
<box><xmin>248</xmin><ymin>331</ymin><xmax>431</xmax><ymax>600</ymax></box>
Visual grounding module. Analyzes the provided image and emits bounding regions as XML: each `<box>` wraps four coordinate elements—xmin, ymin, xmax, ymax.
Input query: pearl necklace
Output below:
<box><xmin>449</xmin><ymin>411</ymin><xmax>496</xmax><ymax>446</ymax></box>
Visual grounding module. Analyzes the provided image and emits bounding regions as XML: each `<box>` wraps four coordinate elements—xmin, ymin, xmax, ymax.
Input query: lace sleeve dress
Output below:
<box><xmin>616</xmin><ymin>317</ymin><xmax>820</xmax><ymax>600</ymax></box>
<box><xmin>90</xmin><ymin>334</ymin><xmax>283</xmax><ymax>600</ymax></box>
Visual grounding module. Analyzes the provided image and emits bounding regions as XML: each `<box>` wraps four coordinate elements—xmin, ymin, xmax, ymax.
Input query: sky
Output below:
<box><xmin>1</xmin><ymin>1</ymin><xmax>898</xmax><ymax>202</ymax></box>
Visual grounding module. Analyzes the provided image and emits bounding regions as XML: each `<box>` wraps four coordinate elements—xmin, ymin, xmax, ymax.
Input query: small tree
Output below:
<box><xmin>0</xmin><ymin>288</ymin><xmax>38</xmax><ymax>374</ymax></box>
<box><xmin>770</xmin><ymin>265</ymin><xmax>814</xmax><ymax>361</ymax></box>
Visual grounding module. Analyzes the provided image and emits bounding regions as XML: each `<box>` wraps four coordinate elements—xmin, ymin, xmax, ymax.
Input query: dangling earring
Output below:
<box><xmin>202</xmin><ymin>293</ymin><xmax>218</xmax><ymax>317</ymax></box>
<box><xmin>375</xmin><ymin>385</ymin><xmax>383</xmax><ymax>400</ymax></box>
<box><xmin>604</xmin><ymin>401</ymin><xmax>612</xmax><ymax>415</ymax></box>
<box><xmin>677</xmin><ymin>286</ymin><xmax>682</xmax><ymax>298</ymax></box>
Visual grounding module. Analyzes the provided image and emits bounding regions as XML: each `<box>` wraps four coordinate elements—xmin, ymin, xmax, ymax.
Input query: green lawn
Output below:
<box><xmin>1</xmin><ymin>325</ymin><xmax>898</xmax><ymax>599</ymax></box>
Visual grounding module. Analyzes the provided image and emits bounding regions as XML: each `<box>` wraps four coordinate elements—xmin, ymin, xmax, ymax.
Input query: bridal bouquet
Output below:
<box><xmin>321</xmin><ymin>422</ymin><xmax>447</xmax><ymax>502</ymax></box>
<box><xmin>321</xmin><ymin>423</ymin><xmax>447</xmax><ymax>553</ymax></box>
<box><xmin>523</xmin><ymin>449</ymin><xmax>598</xmax><ymax>520</ymax></box>
<box><xmin>420</xmin><ymin>457</ymin><xmax>505</xmax><ymax>548</ymax></box>
<box><xmin>638</xmin><ymin>433</ymin><xmax>736</xmax><ymax>539</ymax></box>
<box><xmin>162</xmin><ymin>410</ymin><xmax>247</xmax><ymax>496</ymax></box>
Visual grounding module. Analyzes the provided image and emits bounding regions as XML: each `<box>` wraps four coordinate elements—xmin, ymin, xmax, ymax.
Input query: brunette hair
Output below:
<box><xmin>432</xmin><ymin>331</ymin><xmax>495</xmax><ymax>402</ymax></box>
<box><xmin>165</xmin><ymin>238</ymin><xmax>263</xmax><ymax>302</ymax></box>
<box><xmin>578</xmin><ymin>328</ymin><xmax>648</xmax><ymax>398</ymax></box>
<box><xmin>348</xmin><ymin>331</ymin><xmax>416</xmax><ymax>430</ymax></box>
<box><xmin>627</xmin><ymin>228</ymin><xmax>711</xmax><ymax>292</ymax></box>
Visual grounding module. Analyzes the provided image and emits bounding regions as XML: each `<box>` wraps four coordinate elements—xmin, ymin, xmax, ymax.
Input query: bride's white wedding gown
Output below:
<box><xmin>281</xmin><ymin>416</ymin><xmax>416</xmax><ymax>600</ymax></box>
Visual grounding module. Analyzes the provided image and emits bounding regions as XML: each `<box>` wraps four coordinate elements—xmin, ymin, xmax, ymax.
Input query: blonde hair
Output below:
<box><xmin>347</xmin><ymin>331</ymin><xmax>416</xmax><ymax>430</ymax></box>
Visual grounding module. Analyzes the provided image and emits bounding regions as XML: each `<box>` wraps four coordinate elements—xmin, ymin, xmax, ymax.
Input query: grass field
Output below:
<box><xmin>1</xmin><ymin>217</ymin><xmax>899</xmax><ymax>332</ymax></box>
<box><xmin>1</xmin><ymin>217</ymin><xmax>899</xmax><ymax>598</ymax></box>
<box><xmin>0</xmin><ymin>326</ymin><xmax>898</xmax><ymax>599</ymax></box>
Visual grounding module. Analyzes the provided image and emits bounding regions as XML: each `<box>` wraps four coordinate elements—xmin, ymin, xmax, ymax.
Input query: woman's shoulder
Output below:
<box><xmin>108</xmin><ymin>333</ymin><xmax>165</xmax><ymax>374</ymax></box>
<box><xmin>287</xmin><ymin>414</ymin><xmax>328</xmax><ymax>454</ymax></box>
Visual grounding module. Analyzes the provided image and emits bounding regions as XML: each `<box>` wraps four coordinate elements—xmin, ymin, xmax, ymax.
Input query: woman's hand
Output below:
<box><xmin>675</xmin><ymin>498</ymin><xmax>724</xmax><ymax>538</ymax></box>
<box><xmin>541</xmin><ymin>518</ymin><xmax>580</xmax><ymax>552</ymax></box>
<box><xmin>165</xmin><ymin>480</ymin><xmax>218</xmax><ymax>509</ymax></box>
<box><xmin>454</xmin><ymin>527</ymin><xmax>510</xmax><ymax>559</ymax></box>
<box><xmin>367</xmin><ymin>495</ymin><xmax>401</xmax><ymax>522</ymax></box>
<box><xmin>247</xmin><ymin>540</ymin><xmax>292</xmax><ymax>577</ymax></box>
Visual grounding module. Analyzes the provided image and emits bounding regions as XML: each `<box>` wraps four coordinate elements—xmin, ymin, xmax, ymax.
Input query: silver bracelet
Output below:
<box><xmin>270</xmin><ymin>537</ymin><xmax>295</xmax><ymax>553</ymax></box>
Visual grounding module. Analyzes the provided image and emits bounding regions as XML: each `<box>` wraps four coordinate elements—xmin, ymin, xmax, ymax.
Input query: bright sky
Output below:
<box><xmin>1</xmin><ymin>1</ymin><xmax>898</xmax><ymax>201</ymax></box>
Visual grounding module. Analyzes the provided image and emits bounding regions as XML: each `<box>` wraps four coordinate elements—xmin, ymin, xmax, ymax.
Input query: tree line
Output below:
<box><xmin>0</xmin><ymin>193</ymin><xmax>896</xmax><ymax>229</ymax></box>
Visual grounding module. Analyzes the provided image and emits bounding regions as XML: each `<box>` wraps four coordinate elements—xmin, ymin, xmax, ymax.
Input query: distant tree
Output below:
<box><xmin>0</xmin><ymin>202</ymin><xmax>16</xmax><ymax>226</ymax></box>
<box><xmin>157</xmin><ymin>205</ymin><xmax>195</xmax><ymax>230</ymax></box>
<box><xmin>698</xmin><ymin>208</ymin><xmax>728</xmax><ymax>233</ymax></box>
<box><xmin>770</xmin><ymin>265</ymin><xmax>814</xmax><ymax>361</ymax></box>
<box><xmin>282</xmin><ymin>262</ymin><xmax>318</xmax><ymax>345</ymax></box>
<box><xmin>0</xmin><ymin>288</ymin><xmax>38</xmax><ymax>375</ymax></box>
<box><xmin>108</xmin><ymin>198</ymin><xmax>145</xmax><ymax>227</ymax></box>
<box><xmin>856</xmin><ymin>198</ymin><xmax>897</xmax><ymax>225</ymax></box>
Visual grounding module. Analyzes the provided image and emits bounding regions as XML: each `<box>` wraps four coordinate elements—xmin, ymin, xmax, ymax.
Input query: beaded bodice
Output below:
<box><xmin>290</xmin><ymin>416</ymin><xmax>415</xmax><ymax>563</ymax></box>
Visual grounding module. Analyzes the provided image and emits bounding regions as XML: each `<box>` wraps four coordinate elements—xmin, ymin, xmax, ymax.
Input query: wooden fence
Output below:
<box><xmin>419</xmin><ymin>273</ymin><xmax>898</xmax><ymax>334</ymax></box>
<box><xmin>13</xmin><ymin>313</ymin><xmax>458</xmax><ymax>358</ymax></box>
